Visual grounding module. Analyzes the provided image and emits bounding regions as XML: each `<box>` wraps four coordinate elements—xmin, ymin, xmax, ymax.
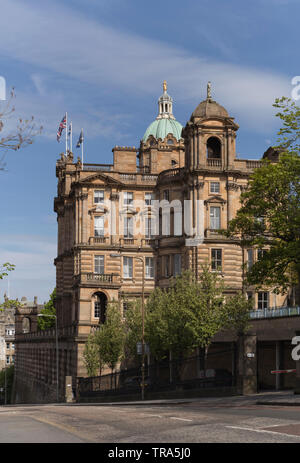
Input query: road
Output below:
<box><xmin>1</xmin><ymin>393</ymin><xmax>300</xmax><ymax>444</ymax></box>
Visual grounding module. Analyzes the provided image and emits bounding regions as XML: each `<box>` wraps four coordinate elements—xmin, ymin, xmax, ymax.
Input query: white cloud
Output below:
<box><xmin>0</xmin><ymin>0</ymin><xmax>291</xmax><ymax>134</ymax></box>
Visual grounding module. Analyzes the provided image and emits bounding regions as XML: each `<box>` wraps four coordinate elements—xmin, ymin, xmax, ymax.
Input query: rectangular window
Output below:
<box><xmin>174</xmin><ymin>254</ymin><xmax>182</xmax><ymax>276</ymax></box>
<box><xmin>163</xmin><ymin>190</ymin><xmax>169</xmax><ymax>201</ymax></box>
<box><xmin>211</xmin><ymin>249</ymin><xmax>222</xmax><ymax>271</ymax></box>
<box><xmin>123</xmin><ymin>256</ymin><xmax>133</xmax><ymax>279</ymax></box>
<box><xmin>12</xmin><ymin>356</ymin><xmax>15</xmax><ymax>364</ymax></box>
<box><xmin>124</xmin><ymin>192</ymin><xmax>133</xmax><ymax>205</ymax></box>
<box><xmin>145</xmin><ymin>217</ymin><xmax>155</xmax><ymax>238</ymax></box>
<box><xmin>145</xmin><ymin>257</ymin><xmax>154</xmax><ymax>279</ymax></box>
<box><xmin>164</xmin><ymin>255</ymin><xmax>170</xmax><ymax>277</ymax></box>
<box><xmin>210</xmin><ymin>206</ymin><xmax>221</xmax><ymax>229</ymax></box>
<box><xmin>94</xmin><ymin>216</ymin><xmax>104</xmax><ymax>236</ymax></box>
<box><xmin>257</xmin><ymin>249</ymin><xmax>266</xmax><ymax>261</ymax></box>
<box><xmin>94</xmin><ymin>255</ymin><xmax>104</xmax><ymax>274</ymax></box>
<box><xmin>145</xmin><ymin>192</ymin><xmax>154</xmax><ymax>206</ymax></box>
<box><xmin>6</xmin><ymin>343</ymin><xmax>9</xmax><ymax>349</ymax></box>
<box><xmin>124</xmin><ymin>216</ymin><xmax>133</xmax><ymax>238</ymax></box>
<box><xmin>258</xmin><ymin>292</ymin><xmax>268</xmax><ymax>310</ymax></box>
<box><xmin>210</xmin><ymin>182</ymin><xmax>220</xmax><ymax>193</ymax></box>
<box><xmin>6</xmin><ymin>356</ymin><xmax>9</xmax><ymax>365</ymax></box>
<box><xmin>247</xmin><ymin>249</ymin><xmax>253</xmax><ymax>269</ymax></box>
<box><xmin>94</xmin><ymin>190</ymin><xmax>104</xmax><ymax>204</ymax></box>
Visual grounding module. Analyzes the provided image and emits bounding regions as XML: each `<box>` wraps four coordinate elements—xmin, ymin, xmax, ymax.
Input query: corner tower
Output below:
<box><xmin>182</xmin><ymin>82</ymin><xmax>239</xmax><ymax>171</ymax></box>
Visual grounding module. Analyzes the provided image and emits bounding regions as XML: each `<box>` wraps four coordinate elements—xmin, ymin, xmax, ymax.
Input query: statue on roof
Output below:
<box><xmin>163</xmin><ymin>80</ymin><xmax>167</xmax><ymax>93</ymax></box>
<box><xmin>207</xmin><ymin>81</ymin><xmax>212</xmax><ymax>100</ymax></box>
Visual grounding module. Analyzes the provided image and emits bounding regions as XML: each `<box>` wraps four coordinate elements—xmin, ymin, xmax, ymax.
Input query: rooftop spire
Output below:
<box><xmin>157</xmin><ymin>81</ymin><xmax>175</xmax><ymax>120</ymax></box>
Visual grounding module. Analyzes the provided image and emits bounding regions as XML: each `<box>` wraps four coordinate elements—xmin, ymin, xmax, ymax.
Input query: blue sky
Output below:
<box><xmin>0</xmin><ymin>0</ymin><xmax>298</xmax><ymax>302</ymax></box>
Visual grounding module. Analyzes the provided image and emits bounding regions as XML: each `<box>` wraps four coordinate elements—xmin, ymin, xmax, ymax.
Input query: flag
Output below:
<box><xmin>76</xmin><ymin>129</ymin><xmax>84</xmax><ymax>148</ymax></box>
<box><xmin>57</xmin><ymin>114</ymin><xmax>67</xmax><ymax>142</ymax></box>
<box><xmin>68</xmin><ymin>122</ymin><xmax>72</xmax><ymax>137</ymax></box>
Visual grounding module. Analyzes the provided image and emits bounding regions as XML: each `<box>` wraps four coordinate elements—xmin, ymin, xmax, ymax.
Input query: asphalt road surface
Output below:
<box><xmin>1</xmin><ymin>394</ymin><xmax>300</xmax><ymax>444</ymax></box>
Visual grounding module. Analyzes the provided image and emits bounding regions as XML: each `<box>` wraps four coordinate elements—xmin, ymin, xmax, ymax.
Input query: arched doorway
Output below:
<box><xmin>93</xmin><ymin>292</ymin><xmax>107</xmax><ymax>324</ymax></box>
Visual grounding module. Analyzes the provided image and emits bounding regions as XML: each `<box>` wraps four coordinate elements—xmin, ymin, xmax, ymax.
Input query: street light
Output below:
<box><xmin>110</xmin><ymin>252</ymin><xmax>146</xmax><ymax>400</ymax></box>
<box><xmin>37</xmin><ymin>313</ymin><xmax>59</xmax><ymax>403</ymax></box>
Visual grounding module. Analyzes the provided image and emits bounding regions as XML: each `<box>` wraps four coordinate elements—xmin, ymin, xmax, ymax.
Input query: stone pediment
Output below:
<box><xmin>80</xmin><ymin>172</ymin><xmax>123</xmax><ymax>186</ymax></box>
<box><xmin>204</xmin><ymin>195</ymin><xmax>226</xmax><ymax>209</ymax></box>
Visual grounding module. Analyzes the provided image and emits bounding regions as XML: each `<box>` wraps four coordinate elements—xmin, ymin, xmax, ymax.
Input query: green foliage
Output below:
<box><xmin>0</xmin><ymin>263</ymin><xmax>15</xmax><ymax>280</ymax></box>
<box><xmin>83</xmin><ymin>302</ymin><xmax>125</xmax><ymax>376</ymax></box>
<box><xmin>273</xmin><ymin>96</ymin><xmax>300</xmax><ymax>151</ymax></box>
<box><xmin>0</xmin><ymin>365</ymin><xmax>14</xmax><ymax>404</ymax></box>
<box><xmin>95</xmin><ymin>302</ymin><xmax>125</xmax><ymax>372</ymax></box>
<box><xmin>38</xmin><ymin>288</ymin><xmax>56</xmax><ymax>330</ymax></box>
<box><xmin>124</xmin><ymin>299</ymin><xmax>144</xmax><ymax>360</ymax></box>
<box><xmin>223</xmin><ymin>292</ymin><xmax>253</xmax><ymax>336</ymax></box>
<box><xmin>145</xmin><ymin>268</ymin><xmax>231</xmax><ymax>360</ymax></box>
<box><xmin>83</xmin><ymin>334</ymin><xmax>100</xmax><ymax>377</ymax></box>
<box><xmin>223</xmin><ymin>97</ymin><xmax>300</xmax><ymax>296</ymax></box>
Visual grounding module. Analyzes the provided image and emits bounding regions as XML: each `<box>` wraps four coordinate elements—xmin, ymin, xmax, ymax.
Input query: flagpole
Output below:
<box><xmin>70</xmin><ymin>121</ymin><xmax>72</xmax><ymax>153</ymax></box>
<box><xmin>81</xmin><ymin>128</ymin><xmax>84</xmax><ymax>168</ymax></box>
<box><xmin>65</xmin><ymin>112</ymin><xmax>68</xmax><ymax>155</ymax></box>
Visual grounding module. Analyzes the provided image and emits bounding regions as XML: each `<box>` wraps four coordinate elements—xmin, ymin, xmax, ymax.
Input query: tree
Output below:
<box><xmin>0</xmin><ymin>88</ymin><xmax>42</xmax><ymax>170</ymax></box>
<box><xmin>83</xmin><ymin>334</ymin><xmax>100</xmax><ymax>377</ymax></box>
<box><xmin>225</xmin><ymin>154</ymin><xmax>300</xmax><ymax>299</ymax></box>
<box><xmin>145</xmin><ymin>268</ymin><xmax>228</xmax><ymax>362</ymax></box>
<box><xmin>223</xmin><ymin>97</ymin><xmax>300</xmax><ymax>301</ymax></box>
<box><xmin>223</xmin><ymin>292</ymin><xmax>253</xmax><ymax>336</ymax></box>
<box><xmin>0</xmin><ymin>263</ymin><xmax>15</xmax><ymax>280</ymax></box>
<box><xmin>0</xmin><ymin>365</ymin><xmax>14</xmax><ymax>404</ymax></box>
<box><xmin>37</xmin><ymin>288</ymin><xmax>56</xmax><ymax>330</ymax></box>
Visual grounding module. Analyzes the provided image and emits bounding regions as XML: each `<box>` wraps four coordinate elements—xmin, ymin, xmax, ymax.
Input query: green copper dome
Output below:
<box><xmin>143</xmin><ymin>118</ymin><xmax>183</xmax><ymax>142</ymax></box>
<box><xmin>142</xmin><ymin>81</ymin><xmax>183</xmax><ymax>142</ymax></box>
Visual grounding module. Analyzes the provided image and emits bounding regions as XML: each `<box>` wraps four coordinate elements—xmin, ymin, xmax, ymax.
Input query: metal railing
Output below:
<box><xmin>249</xmin><ymin>306</ymin><xmax>300</xmax><ymax>319</ymax></box>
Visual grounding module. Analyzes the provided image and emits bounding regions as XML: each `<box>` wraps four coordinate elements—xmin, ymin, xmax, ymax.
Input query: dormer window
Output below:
<box><xmin>207</xmin><ymin>137</ymin><xmax>221</xmax><ymax>159</ymax></box>
<box><xmin>167</xmin><ymin>139</ymin><xmax>174</xmax><ymax>145</ymax></box>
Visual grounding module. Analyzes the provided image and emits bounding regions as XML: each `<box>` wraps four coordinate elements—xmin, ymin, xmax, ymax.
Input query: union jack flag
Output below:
<box><xmin>57</xmin><ymin>114</ymin><xmax>67</xmax><ymax>142</ymax></box>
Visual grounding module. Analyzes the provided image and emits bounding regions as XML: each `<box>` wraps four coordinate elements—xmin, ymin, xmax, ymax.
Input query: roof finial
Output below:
<box><xmin>207</xmin><ymin>81</ymin><xmax>212</xmax><ymax>100</ymax></box>
<box><xmin>163</xmin><ymin>80</ymin><xmax>167</xmax><ymax>93</ymax></box>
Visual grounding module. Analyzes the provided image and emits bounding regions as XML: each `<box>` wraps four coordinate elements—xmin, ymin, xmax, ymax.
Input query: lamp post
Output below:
<box><xmin>37</xmin><ymin>314</ymin><xmax>59</xmax><ymax>403</ymax></box>
<box><xmin>110</xmin><ymin>253</ymin><xmax>145</xmax><ymax>400</ymax></box>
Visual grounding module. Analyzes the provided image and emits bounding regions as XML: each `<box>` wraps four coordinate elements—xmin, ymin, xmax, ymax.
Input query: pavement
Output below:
<box><xmin>2</xmin><ymin>391</ymin><xmax>300</xmax><ymax>443</ymax></box>
<box><xmin>74</xmin><ymin>389</ymin><xmax>300</xmax><ymax>407</ymax></box>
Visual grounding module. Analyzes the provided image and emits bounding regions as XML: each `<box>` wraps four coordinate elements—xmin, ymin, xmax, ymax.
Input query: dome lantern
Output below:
<box><xmin>142</xmin><ymin>81</ymin><xmax>183</xmax><ymax>142</ymax></box>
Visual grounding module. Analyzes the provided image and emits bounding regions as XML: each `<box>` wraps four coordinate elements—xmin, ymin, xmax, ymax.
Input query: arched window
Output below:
<box><xmin>93</xmin><ymin>292</ymin><xmax>107</xmax><ymax>323</ymax></box>
<box><xmin>207</xmin><ymin>137</ymin><xmax>221</xmax><ymax>159</ymax></box>
<box><xmin>22</xmin><ymin>317</ymin><xmax>31</xmax><ymax>333</ymax></box>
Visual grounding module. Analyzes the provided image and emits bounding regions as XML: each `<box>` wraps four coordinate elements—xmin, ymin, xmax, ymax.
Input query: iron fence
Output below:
<box><xmin>77</xmin><ymin>350</ymin><xmax>234</xmax><ymax>399</ymax></box>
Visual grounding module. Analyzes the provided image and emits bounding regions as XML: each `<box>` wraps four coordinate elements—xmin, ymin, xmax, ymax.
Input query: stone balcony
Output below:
<box><xmin>74</xmin><ymin>273</ymin><xmax>120</xmax><ymax>287</ymax></box>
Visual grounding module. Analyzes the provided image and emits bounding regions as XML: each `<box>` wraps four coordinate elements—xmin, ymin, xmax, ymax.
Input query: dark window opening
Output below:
<box><xmin>207</xmin><ymin>137</ymin><xmax>221</xmax><ymax>159</ymax></box>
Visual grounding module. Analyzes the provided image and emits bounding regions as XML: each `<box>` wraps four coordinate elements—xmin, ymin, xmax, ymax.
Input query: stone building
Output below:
<box><xmin>0</xmin><ymin>296</ymin><xmax>16</xmax><ymax>372</ymax></box>
<box><xmin>13</xmin><ymin>82</ymin><xmax>289</xmax><ymax>402</ymax></box>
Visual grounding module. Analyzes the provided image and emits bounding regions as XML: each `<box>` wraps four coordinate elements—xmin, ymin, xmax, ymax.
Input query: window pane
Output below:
<box><xmin>94</xmin><ymin>216</ymin><xmax>104</xmax><ymax>236</ymax></box>
<box><xmin>124</xmin><ymin>217</ymin><xmax>133</xmax><ymax>237</ymax></box>
<box><xmin>210</xmin><ymin>207</ymin><xmax>220</xmax><ymax>229</ymax></box>
<box><xmin>94</xmin><ymin>190</ymin><xmax>104</xmax><ymax>203</ymax></box>
<box><xmin>94</xmin><ymin>255</ymin><xmax>104</xmax><ymax>274</ymax></box>
<box><xmin>174</xmin><ymin>254</ymin><xmax>182</xmax><ymax>276</ymax></box>
<box><xmin>123</xmin><ymin>257</ymin><xmax>133</xmax><ymax>278</ymax></box>
<box><xmin>211</xmin><ymin>249</ymin><xmax>222</xmax><ymax>270</ymax></box>
<box><xmin>145</xmin><ymin>257</ymin><xmax>154</xmax><ymax>278</ymax></box>
<box><xmin>145</xmin><ymin>193</ymin><xmax>154</xmax><ymax>206</ymax></box>
<box><xmin>124</xmin><ymin>192</ymin><xmax>133</xmax><ymax>205</ymax></box>
<box><xmin>247</xmin><ymin>249</ymin><xmax>253</xmax><ymax>269</ymax></box>
<box><xmin>210</xmin><ymin>182</ymin><xmax>220</xmax><ymax>193</ymax></box>
<box><xmin>258</xmin><ymin>292</ymin><xmax>268</xmax><ymax>309</ymax></box>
